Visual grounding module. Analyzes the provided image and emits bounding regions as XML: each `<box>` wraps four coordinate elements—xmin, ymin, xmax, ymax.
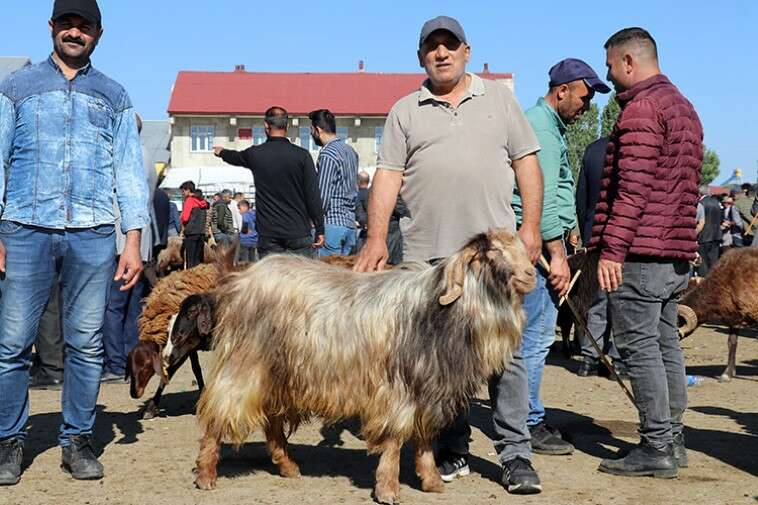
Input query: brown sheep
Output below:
<box><xmin>156</xmin><ymin>236</ymin><xmax>219</xmax><ymax>276</ymax></box>
<box><xmin>191</xmin><ymin>229</ymin><xmax>535</xmax><ymax>504</ymax></box>
<box><xmin>678</xmin><ymin>247</ymin><xmax>758</xmax><ymax>381</ymax></box>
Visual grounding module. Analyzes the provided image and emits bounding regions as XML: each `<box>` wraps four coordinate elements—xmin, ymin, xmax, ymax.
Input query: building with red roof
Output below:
<box><xmin>166</xmin><ymin>63</ymin><xmax>513</xmax><ymax>177</ymax></box>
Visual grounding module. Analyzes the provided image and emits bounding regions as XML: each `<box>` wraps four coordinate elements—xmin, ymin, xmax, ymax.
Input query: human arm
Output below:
<box><xmin>302</xmin><ymin>152</ymin><xmax>325</xmax><ymax>240</ymax></box>
<box><xmin>512</xmin><ymin>153</ymin><xmax>543</xmax><ymax>264</ymax></box>
<box><xmin>317</xmin><ymin>153</ymin><xmax>338</xmax><ymax>217</ymax></box>
<box><xmin>180</xmin><ymin>198</ymin><xmax>196</xmax><ymax>226</ymax></box>
<box><xmin>214</xmin><ymin>145</ymin><xmax>251</xmax><ymax>168</ymax></box>
<box><xmin>695</xmin><ymin>202</ymin><xmax>705</xmax><ymax>235</ymax></box>
<box><xmin>0</xmin><ymin>92</ymin><xmax>14</xmax><ymax>272</ymax></box>
<box><xmin>353</xmin><ymin>169</ymin><xmax>403</xmax><ymax>272</ymax></box>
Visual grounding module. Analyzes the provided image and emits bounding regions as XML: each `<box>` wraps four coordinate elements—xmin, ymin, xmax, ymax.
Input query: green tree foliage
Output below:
<box><xmin>601</xmin><ymin>94</ymin><xmax>621</xmax><ymax>138</ymax></box>
<box><xmin>565</xmin><ymin>103</ymin><xmax>599</xmax><ymax>179</ymax></box>
<box><xmin>700</xmin><ymin>146</ymin><xmax>720</xmax><ymax>185</ymax></box>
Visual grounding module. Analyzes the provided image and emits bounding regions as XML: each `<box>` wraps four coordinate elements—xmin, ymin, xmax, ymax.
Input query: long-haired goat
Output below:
<box><xmin>189</xmin><ymin>229</ymin><xmax>535</xmax><ymax>504</ymax></box>
<box><xmin>156</xmin><ymin>236</ymin><xmax>219</xmax><ymax>276</ymax></box>
<box><xmin>678</xmin><ymin>247</ymin><xmax>758</xmax><ymax>381</ymax></box>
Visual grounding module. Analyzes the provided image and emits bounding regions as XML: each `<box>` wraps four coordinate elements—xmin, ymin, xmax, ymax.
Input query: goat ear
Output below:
<box><xmin>439</xmin><ymin>247</ymin><xmax>478</xmax><ymax>306</ymax></box>
<box><xmin>197</xmin><ymin>296</ymin><xmax>215</xmax><ymax>336</ymax></box>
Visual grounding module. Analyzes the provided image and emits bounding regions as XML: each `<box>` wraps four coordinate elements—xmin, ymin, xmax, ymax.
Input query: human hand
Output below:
<box><xmin>518</xmin><ymin>223</ymin><xmax>542</xmax><ymax>265</ymax></box>
<box><xmin>353</xmin><ymin>238</ymin><xmax>388</xmax><ymax>272</ymax></box>
<box><xmin>0</xmin><ymin>239</ymin><xmax>6</xmax><ymax>273</ymax></box>
<box><xmin>313</xmin><ymin>234</ymin><xmax>325</xmax><ymax>248</ymax></box>
<box><xmin>116</xmin><ymin>231</ymin><xmax>144</xmax><ymax>291</ymax></box>
<box><xmin>598</xmin><ymin>258</ymin><xmax>623</xmax><ymax>292</ymax></box>
<box><xmin>548</xmin><ymin>255</ymin><xmax>571</xmax><ymax>297</ymax></box>
<box><xmin>213</xmin><ymin>146</ymin><xmax>224</xmax><ymax>157</ymax></box>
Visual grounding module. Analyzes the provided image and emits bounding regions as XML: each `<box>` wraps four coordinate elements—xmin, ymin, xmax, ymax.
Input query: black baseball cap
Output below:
<box><xmin>548</xmin><ymin>58</ymin><xmax>611</xmax><ymax>94</ymax></box>
<box><xmin>419</xmin><ymin>16</ymin><xmax>467</xmax><ymax>48</ymax></box>
<box><xmin>52</xmin><ymin>0</ymin><xmax>102</xmax><ymax>26</ymax></box>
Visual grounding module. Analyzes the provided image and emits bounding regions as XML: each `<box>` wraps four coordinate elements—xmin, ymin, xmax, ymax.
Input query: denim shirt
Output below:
<box><xmin>0</xmin><ymin>56</ymin><xmax>149</xmax><ymax>233</ymax></box>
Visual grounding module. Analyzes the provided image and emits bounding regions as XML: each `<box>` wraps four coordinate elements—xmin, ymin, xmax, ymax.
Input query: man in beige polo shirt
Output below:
<box><xmin>355</xmin><ymin>15</ymin><xmax>545</xmax><ymax>495</ymax></box>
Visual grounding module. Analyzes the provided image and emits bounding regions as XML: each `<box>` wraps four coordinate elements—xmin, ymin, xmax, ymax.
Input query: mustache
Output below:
<box><xmin>62</xmin><ymin>36</ymin><xmax>85</xmax><ymax>46</ymax></box>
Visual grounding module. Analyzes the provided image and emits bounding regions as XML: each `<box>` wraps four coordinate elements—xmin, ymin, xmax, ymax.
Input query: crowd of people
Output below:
<box><xmin>0</xmin><ymin>0</ymin><xmax>736</xmax><ymax>498</ymax></box>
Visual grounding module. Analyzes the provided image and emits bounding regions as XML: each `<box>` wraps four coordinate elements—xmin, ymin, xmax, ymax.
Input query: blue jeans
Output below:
<box><xmin>0</xmin><ymin>221</ymin><xmax>115</xmax><ymax>446</ymax></box>
<box><xmin>521</xmin><ymin>265</ymin><xmax>559</xmax><ymax>427</ymax></box>
<box><xmin>103</xmin><ymin>272</ymin><xmax>144</xmax><ymax>377</ymax></box>
<box><xmin>319</xmin><ymin>224</ymin><xmax>356</xmax><ymax>257</ymax></box>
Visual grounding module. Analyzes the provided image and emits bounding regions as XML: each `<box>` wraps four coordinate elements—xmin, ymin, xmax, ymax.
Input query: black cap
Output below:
<box><xmin>419</xmin><ymin>16</ymin><xmax>467</xmax><ymax>48</ymax></box>
<box><xmin>548</xmin><ymin>58</ymin><xmax>611</xmax><ymax>94</ymax></box>
<box><xmin>52</xmin><ymin>0</ymin><xmax>102</xmax><ymax>26</ymax></box>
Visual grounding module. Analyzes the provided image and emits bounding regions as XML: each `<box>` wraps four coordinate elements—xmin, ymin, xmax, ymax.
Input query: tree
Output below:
<box><xmin>701</xmin><ymin>146</ymin><xmax>720</xmax><ymax>185</ymax></box>
<box><xmin>600</xmin><ymin>94</ymin><xmax>620</xmax><ymax>138</ymax></box>
<box><xmin>565</xmin><ymin>103</ymin><xmax>599</xmax><ymax>179</ymax></box>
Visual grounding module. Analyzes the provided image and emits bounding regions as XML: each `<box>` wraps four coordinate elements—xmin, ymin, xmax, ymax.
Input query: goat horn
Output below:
<box><xmin>677</xmin><ymin>305</ymin><xmax>698</xmax><ymax>338</ymax></box>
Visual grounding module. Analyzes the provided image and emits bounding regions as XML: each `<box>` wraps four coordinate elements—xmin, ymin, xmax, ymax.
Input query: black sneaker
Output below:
<box><xmin>29</xmin><ymin>372</ymin><xmax>63</xmax><ymax>391</ymax></box>
<box><xmin>673</xmin><ymin>433</ymin><xmax>688</xmax><ymax>468</ymax></box>
<box><xmin>502</xmin><ymin>457</ymin><xmax>541</xmax><ymax>494</ymax></box>
<box><xmin>61</xmin><ymin>436</ymin><xmax>104</xmax><ymax>480</ymax></box>
<box><xmin>436</xmin><ymin>450</ymin><xmax>469</xmax><ymax>482</ymax></box>
<box><xmin>598</xmin><ymin>442</ymin><xmax>677</xmax><ymax>478</ymax></box>
<box><xmin>529</xmin><ymin>422</ymin><xmax>574</xmax><ymax>455</ymax></box>
<box><xmin>0</xmin><ymin>438</ymin><xmax>23</xmax><ymax>486</ymax></box>
<box><xmin>577</xmin><ymin>359</ymin><xmax>599</xmax><ymax>377</ymax></box>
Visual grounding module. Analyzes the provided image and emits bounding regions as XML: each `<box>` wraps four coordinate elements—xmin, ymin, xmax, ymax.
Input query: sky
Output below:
<box><xmin>3</xmin><ymin>1</ymin><xmax>756</xmax><ymax>183</ymax></box>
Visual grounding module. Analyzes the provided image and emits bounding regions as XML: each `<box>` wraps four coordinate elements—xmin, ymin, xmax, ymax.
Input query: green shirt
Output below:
<box><xmin>513</xmin><ymin>97</ymin><xmax>577</xmax><ymax>241</ymax></box>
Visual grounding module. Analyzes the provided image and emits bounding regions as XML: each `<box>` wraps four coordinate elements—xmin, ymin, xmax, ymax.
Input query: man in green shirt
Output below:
<box><xmin>512</xmin><ymin>58</ymin><xmax>610</xmax><ymax>455</ymax></box>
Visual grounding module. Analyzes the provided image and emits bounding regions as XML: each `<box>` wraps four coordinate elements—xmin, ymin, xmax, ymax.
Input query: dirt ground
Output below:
<box><xmin>5</xmin><ymin>325</ymin><xmax>757</xmax><ymax>505</ymax></box>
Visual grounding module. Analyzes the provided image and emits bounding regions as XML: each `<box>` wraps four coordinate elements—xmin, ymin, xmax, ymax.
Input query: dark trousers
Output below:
<box><xmin>607</xmin><ymin>260</ymin><xmax>689</xmax><ymax>449</ymax></box>
<box><xmin>238</xmin><ymin>244</ymin><xmax>258</xmax><ymax>263</ymax></box>
<box><xmin>103</xmin><ymin>273</ymin><xmax>144</xmax><ymax>376</ymax></box>
<box><xmin>184</xmin><ymin>235</ymin><xmax>205</xmax><ymax>269</ymax></box>
<box><xmin>32</xmin><ymin>280</ymin><xmax>64</xmax><ymax>381</ymax></box>
<box><xmin>386</xmin><ymin>225</ymin><xmax>404</xmax><ymax>265</ymax></box>
<box><xmin>258</xmin><ymin>235</ymin><xmax>313</xmax><ymax>260</ymax></box>
<box><xmin>697</xmin><ymin>241</ymin><xmax>719</xmax><ymax>276</ymax></box>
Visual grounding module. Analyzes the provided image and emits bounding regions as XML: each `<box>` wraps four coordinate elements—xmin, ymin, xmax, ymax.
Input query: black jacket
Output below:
<box><xmin>220</xmin><ymin>137</ymin><xmax>324</xmax><ymax>239</ymax></box>
<box><xmin>576</xmin><ymin>137</ymin><xmax>609</xmax><ymax>245</ymax></box>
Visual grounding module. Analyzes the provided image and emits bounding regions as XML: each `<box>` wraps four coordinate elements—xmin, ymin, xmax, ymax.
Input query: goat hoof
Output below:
<box><xmin>718</xmin><ymin>374</ymin><xmax>732</xmax><ymax>383</ymax></box>
<box><xmin>421</xmin><ymin>475</ymin><xmax>445</xmax><ymax>493</ymax></box>
<box><xmin>373</xmin><ymin>485</ymin><xmax>400</xmax><ymax>504</ymax></box>
<box><xmin>194</xmin><ymin>474</ymin><xmax>217</xmax><ymax>490</ymax></box>
<box><xmin>279</xmin><ymin>463</ymin><xmax>301</xmax><ymax>478</ymax></box>
<box><xmin>141</xmin><ymin>404</ymin><xmax>159</xmax><ymax>420</ymax></box>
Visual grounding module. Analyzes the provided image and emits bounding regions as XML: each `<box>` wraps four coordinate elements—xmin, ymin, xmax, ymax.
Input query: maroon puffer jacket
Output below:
<box><xmin>590</xmin><ymin>74</ymin><xmax>703</xmax><ymax>262</ymax></box>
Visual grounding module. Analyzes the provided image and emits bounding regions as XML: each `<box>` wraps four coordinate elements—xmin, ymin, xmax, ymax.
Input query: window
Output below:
<box><xmin>253</xmin><ymin>126</ymin><xmax>266</xmax><ymax>145</ymax></box>
<box><xmin>374</xmin><ymin>127</ymin><xmax>384</xmax><ymax>154</ymax></box>
<box><xmin>337</xmin><ymin>126</ymin><xmax>349</xmax><ymax>141</ymax></box>
<box><xmin>238</xmin><ymin>128</ymin><xmax>252</xmax><ymax>140</ymax></box>
<box><xmin>299</xmin><ymin>126</ymin><xmax>315</xmax><ymax>151</ymax></box>
<box><xmin>190</xmin><ymin>125</ymin><xmax>215</xmax><ymax>152</ymax></box>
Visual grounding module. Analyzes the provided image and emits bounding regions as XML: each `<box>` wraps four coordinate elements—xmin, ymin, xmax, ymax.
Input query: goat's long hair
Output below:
<box><xmin>196</xmin><ymin>229</ymin><xmax>535</xmax><ymax>449</ymax></box>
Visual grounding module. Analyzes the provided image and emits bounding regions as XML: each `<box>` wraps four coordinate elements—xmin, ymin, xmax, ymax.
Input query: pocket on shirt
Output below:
<box><xmin>87</xmin><ymin>98</ymin><xmax>113</xmax><ymax>129</ymax></box>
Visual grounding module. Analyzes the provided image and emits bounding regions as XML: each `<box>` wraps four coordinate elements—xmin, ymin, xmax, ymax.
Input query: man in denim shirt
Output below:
<box><xmin>0</xmin><ymin>0</ymin><xmax>149</xmax><ymax>485</ymax></box>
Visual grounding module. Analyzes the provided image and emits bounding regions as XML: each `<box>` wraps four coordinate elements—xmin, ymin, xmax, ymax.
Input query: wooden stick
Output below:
<box><xmin>559</xmin><ymin>269</ymin><xmax>582</xmax><ymax>307</ymax></box>
<box><xmin>539</xmin><ymin>255</ymin><xmax>636</xmax><ymax>407</ymax></box>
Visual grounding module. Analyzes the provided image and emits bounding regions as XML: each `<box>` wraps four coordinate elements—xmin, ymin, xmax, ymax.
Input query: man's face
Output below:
<box><xmin>557</xmin><ymin>81</ymin><xmax>594</xmax><ymax>124</ymax></box>
<box><xmin>50</xmin><ymin>14</ymin><xmax>101</xmax><ymax>63</ymax></box>
<box><xmin>417</xmin><ymin>30</ymin><xmax>470</xmax><ymax>88</ymax></box>
<box><xmin>223</xmin><ymin>193</ymin><xmax>232</xmax><ymax>203</ymax></box>
<box><xmin>181</xmin><ymin>188</ymin><xmax>191</xmax><ymax>199</ymax></box>
<box><xmin>310</xmin><ymin>126</ymin><xmax>323</xmax><ymax>147</ymax></box>
<box><xmin>238</xmin><ymin>203</ymin><xmax>248</xmax><ymax>213</ymax></box>
<box><xmin>605</xmin><ymin>47</ymin><xmax>632</xmax><ymax>93</ymax></box>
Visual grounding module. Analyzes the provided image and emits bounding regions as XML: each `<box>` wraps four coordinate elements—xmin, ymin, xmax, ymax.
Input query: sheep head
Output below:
<box><xmin>167</xmin><ymin>293</ymin><xmax>216</xmax><ymax>366</ymax></box>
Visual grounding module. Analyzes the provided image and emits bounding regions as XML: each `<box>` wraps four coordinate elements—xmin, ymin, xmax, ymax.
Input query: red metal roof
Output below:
<box><xmin>167</xmin><ymin>70</ymin><xmax>513</xmax><ymax>116</ymax></box>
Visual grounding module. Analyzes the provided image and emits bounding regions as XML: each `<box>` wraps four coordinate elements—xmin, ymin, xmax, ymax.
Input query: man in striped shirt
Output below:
<box><xmin>309</xmin><ymin>109</ymin><xmax>359</xmax><ymax>256</ymax></box>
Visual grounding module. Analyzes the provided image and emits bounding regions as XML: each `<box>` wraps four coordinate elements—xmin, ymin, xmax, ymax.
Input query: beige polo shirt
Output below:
<box><xmin>378</xmin><ymin>73</ymin><xmax>539</xmax><ymax>262</ymax></box>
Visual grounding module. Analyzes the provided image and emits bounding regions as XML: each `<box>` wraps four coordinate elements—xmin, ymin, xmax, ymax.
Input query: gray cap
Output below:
<box><xmin>419</xmin><ymin>16</ymin><xmax>467</xmax><ymax>48</ymax></box>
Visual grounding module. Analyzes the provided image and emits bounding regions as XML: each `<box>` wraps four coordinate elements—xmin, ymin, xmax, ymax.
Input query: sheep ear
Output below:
<box><xmin>152</xmin><ymin>352</ymin><xmax>167</xmax><ymax>385</ymax></box>
<box><xmin>439</xmin><ymin>247</ymin><xmax>477</xmax><ymax>306</ymax></box>
<box><xmin>197</xmin><ymin>296</ymin><xmax>215</xmax><ymax>336</ymax></box>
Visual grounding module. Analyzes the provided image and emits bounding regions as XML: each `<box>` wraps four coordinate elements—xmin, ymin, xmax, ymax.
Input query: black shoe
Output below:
<box><xmin>577</xmin><ymin>359</ymin><xmax>599</xmax><ymax>377</ymax></box>
<box><xmin>61</xmin><ymin>436</ymin><xmax>104</xmax><ymax>480</ymax></box>
<box><xmin>673</xmin><ymin>433</ymin><xmax>688</xmax><ymax>468</ymax></box>
<box><xmin>529</xmin><ymin>422</ymin><xmax>574</xmax><ymax>455</ymax></box>
<box><xmin>0</xmin><ymin>438</ymin><xmax>23</xmax><ymax>486</ymax></box>
<box><xmin>501</xmin><ymin>457</ymin><xmax>541</xmax><ymax>494</ymax></box>
<box><xmin>436</xmin><ymin>450</ymin><xmax>469</xmax><ymax>482</ymax></box>
<box><xmin>598</xmin><ymin>443</ymin><xmax>677</xmax><ymax>478</ymax></box>
<box><xmin>29</xmin><ymin>372</ymin><xmax>63</xmax><ymax>391</ymax></box>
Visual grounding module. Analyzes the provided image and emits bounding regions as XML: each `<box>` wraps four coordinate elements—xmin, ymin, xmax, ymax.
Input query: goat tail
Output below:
<box><xmin>195</xmin><ymin>347</ymin><xmax>270</xmax><ymax>448</ymax></box>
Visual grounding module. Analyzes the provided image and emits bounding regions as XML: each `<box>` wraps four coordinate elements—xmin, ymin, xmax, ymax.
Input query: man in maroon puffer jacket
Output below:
<box><xmin>590</xmin><ymin>27</ymin><xmax>702</xmax><ymax>479</ymax></box>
